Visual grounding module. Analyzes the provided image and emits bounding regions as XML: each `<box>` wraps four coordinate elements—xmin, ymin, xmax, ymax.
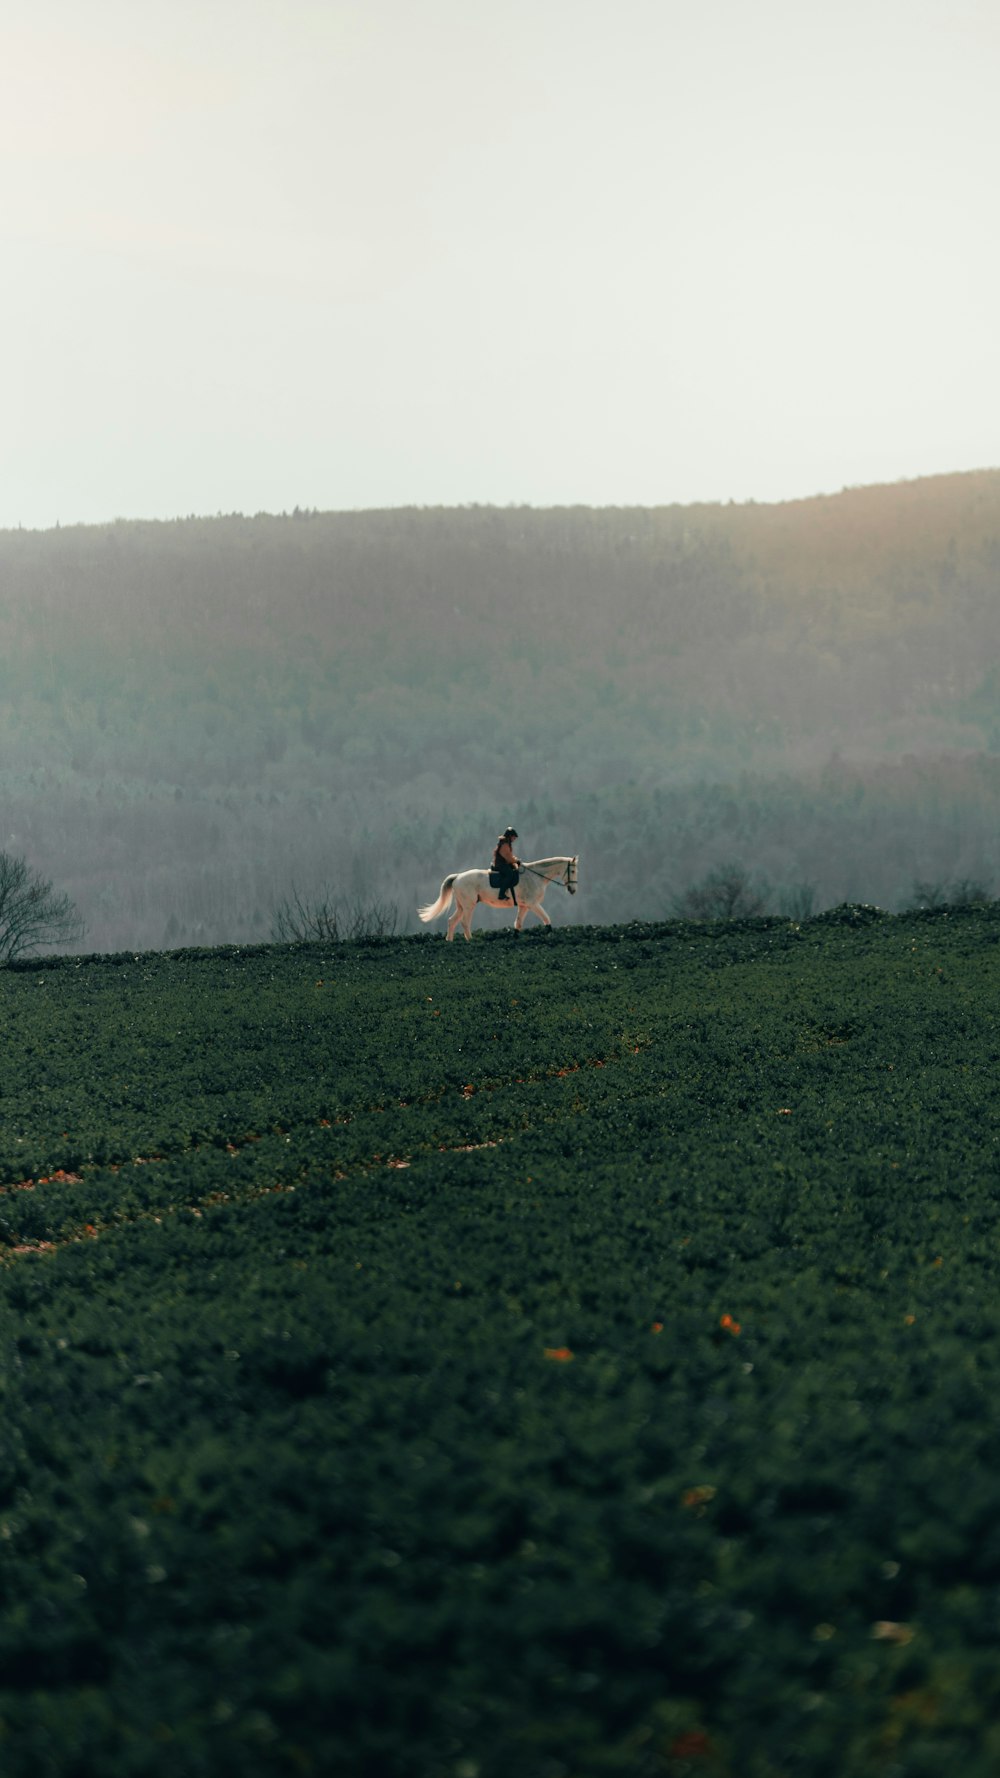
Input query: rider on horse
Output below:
<box><xmin>492</xmin><ymin>827</ymin><xmax>521</xmax><ymax>904</ymax></box>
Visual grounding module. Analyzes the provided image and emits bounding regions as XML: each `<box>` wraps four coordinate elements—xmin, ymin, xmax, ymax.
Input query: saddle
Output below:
<box><xmin>489</xmin><ymin>867</ymin><xmax>520</xmax><ymax>902</ymax></box>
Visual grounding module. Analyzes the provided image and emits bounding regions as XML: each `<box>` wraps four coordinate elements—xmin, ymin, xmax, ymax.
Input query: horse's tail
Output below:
<box><xmin>418</xmin><ymin>875</ymin><xmax>457</xmax><ymax>923</ymax></box>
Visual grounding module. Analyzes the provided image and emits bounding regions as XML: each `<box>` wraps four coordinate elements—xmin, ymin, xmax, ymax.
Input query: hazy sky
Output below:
<box><xmin>3</xmin><ymin>0</ymin><xmax>998</xmax><ymax>529</ymax></box>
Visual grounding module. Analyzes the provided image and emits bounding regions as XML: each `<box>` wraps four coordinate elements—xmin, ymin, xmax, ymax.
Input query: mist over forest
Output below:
<box><xmin>2</xmin><ymin>467</ymin><xmax>999</xmax><ymax>953</ymax></box>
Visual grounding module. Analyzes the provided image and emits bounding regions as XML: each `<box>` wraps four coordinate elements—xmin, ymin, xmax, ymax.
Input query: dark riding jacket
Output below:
<box><xmin>492</xmin><ymin>839</ymin><xmax>520</xmax><ymax>889</ymax></box>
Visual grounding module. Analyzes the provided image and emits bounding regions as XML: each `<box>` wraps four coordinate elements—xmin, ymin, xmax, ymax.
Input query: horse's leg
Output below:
<box><xmin>461</xmin><ymin>898</ymin><xmax>475</xmax><ymax>940</ymax></box>
<box><xmin>518</xmin><ymin>897</ymin><xmax>549</xmax><ymax>929</ymax></box>
<box><xmin>446</xmin><ymin>900</ymin><xmax>462</xmax><ymax>940</ymax></box>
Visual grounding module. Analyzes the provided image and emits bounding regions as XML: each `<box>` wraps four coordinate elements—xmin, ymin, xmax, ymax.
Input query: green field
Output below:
<box><xmin>2</xmin><ymin>909</ymin><xmax>1000</xmax><ymax>1776</ymax></box>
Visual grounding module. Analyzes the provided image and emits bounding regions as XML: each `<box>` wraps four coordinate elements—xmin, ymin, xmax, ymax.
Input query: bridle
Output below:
<box><xmin>519</xmin><ymin>858</ymin><xmax>577</xmax><ymax>893</ymax></box>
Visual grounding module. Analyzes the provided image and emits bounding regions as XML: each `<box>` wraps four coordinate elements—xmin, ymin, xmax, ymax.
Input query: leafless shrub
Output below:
<box><xmin>908</xmin><ymin>876</ymin><xmax>992</xmax><ymax>910</ymax></box>
<box><xmin>950</xmin><ymin>876</ymin><xmax>992</xmax><ymax>905</ymax></box>
<box><xmin>271</xmin><ymin>886</ymin><xmax>399</xmax><ymax>944</ymax></box>
<box><xmin>670</xmin><ymin>861</ymin><xmax>770</xmax><ymax>921</ymax></box>
<box><xmin>776</xmin><ymin>882</ymin><xmax>817</xmax><ymax>921</ymax></box>
<box><xmin>910</xmin><ymin>879</ymin><xmax>950</xmax><ymax>910</ymax></box>
<box><xmin>0</xmin><ymin>851</ymin><xmax>85</xmax><ymax>963</ymax></box>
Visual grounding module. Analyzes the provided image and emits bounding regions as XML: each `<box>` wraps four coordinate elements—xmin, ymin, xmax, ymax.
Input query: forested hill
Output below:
<box><xmin>2</xmin><ymin>469</ymin><xmax>999</xmax><ymax>951</ymax></box>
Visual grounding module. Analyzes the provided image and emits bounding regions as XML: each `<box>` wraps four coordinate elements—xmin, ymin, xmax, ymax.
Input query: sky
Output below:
<box><xmin>2</xmin><ymin>0</ymin><xmax>998</xmax><ymax>530</ymax></box>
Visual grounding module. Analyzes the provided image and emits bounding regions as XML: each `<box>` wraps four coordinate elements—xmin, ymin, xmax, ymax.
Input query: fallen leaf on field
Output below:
<box><xmin>651</xmin><ymin>1321</ymin><xmax>664</xmax><ymax>1333</ymax></box>
<box><xmin>871</xmin><ymin>1620</ymin><xmax>915</xmax><ymax>1644</ymax></box>
<box><xmin>890</xmin><ymin>1689</ymin><xmax>939</xmax><ymax>1724</ymax></box>
<box><xmin>668</xmin><ymin>1730</ymin><xmax>712</xmax><ymax>1759</ymax></box>
<box><xmin>719</xmin><ymin>1313</ymin><xmax>741</xmax><ymax>1335</ymax></box>
<box><xmin>544</xmin><ymin>1347</ymin><xmax>574</xmax><ymax>1362</ymax></box>
<box><xmin>681</xmin><ymin>1485</ymin><xmax>716</xmax><ymax>1510</ymax></box>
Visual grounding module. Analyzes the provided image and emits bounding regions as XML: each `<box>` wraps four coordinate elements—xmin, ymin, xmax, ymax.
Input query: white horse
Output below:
<box><xmin>418</xmin><ymin>856</ymin><xmax>579</xmax><ymax>940</ymax></box>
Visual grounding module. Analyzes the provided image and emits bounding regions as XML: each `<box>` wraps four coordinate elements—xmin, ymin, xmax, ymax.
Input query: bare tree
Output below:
<box><xmin>670</xmin><ymin>861</ymin><xmax>770</xmax><ymax>921</ymax></box>
<box><xmin>0</xmin><ymin>852</ymin><xmax>85</xmax><ymax>963</ymax></box>
<box><xmin>271</xmin><ymin>885</ymin><xmax>399</xmax><ymax>944</ymax></box>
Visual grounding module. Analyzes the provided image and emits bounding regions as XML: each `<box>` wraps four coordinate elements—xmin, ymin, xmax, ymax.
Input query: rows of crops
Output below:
<box><xmin>1</xmin><ymin>908</ymin><xmax>1000</xmax><ymax>1775</ymax></box>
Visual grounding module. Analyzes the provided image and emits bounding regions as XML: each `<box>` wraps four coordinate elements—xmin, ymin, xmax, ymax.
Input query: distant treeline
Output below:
<box><xmin>1</xmin><ymin>470</ymin><xmax>999</xmax><ymax>949</ymax></box>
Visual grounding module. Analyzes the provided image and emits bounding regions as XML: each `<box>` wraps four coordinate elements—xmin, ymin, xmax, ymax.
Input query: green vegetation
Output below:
<box><xmin>2</xmin><ymin>908</ymin><xmax>1000</xmax><ymax>1774</ymax></box>
<box><xmin>2</xmin><ymin>469</ymin><xmax>1000</xmax><ymax>947</ymax></box>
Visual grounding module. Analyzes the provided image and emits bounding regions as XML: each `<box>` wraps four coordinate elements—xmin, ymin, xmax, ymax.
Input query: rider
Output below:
<box><xmin>492</xmin><ymin>827</ymin><xmax>521</xmax><ymax>904</ymax></box>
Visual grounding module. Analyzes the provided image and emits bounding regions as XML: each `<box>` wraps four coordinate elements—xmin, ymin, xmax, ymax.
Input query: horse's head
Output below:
<box><xmin>567</xmin><ymin>855</ymin><xmax>579</xmax><ymax>895</ymax></box>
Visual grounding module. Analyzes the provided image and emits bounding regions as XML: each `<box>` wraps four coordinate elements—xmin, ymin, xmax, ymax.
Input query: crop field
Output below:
<box><xmin>1</xmin><ymin>907</ymin><xmax>1000</xmax><ymax>1776</ymax></box>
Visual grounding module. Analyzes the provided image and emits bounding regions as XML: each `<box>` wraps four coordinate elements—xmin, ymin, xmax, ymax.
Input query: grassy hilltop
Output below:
<box><xmin>2</xmin><ymin>909</ymin><xmax>1000</xmax><ymax>1775</ymax></box>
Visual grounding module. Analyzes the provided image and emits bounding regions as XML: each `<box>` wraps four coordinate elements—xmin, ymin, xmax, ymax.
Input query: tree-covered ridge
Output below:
<box><xmin>1</xmin><ymin>470</ymin><xmax>998</xmax><ymax>949</ymax></box>
<box><xmin>3</xmin><ymin>470</ymin><xmax>998</xmax><ymax>726</ymax></box>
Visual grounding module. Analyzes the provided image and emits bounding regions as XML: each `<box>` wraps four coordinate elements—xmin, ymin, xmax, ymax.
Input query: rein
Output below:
<box><xmin>518</xmin><ymin>861</ymin><xmax>571</xmax><ymax>888</ymax></box>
